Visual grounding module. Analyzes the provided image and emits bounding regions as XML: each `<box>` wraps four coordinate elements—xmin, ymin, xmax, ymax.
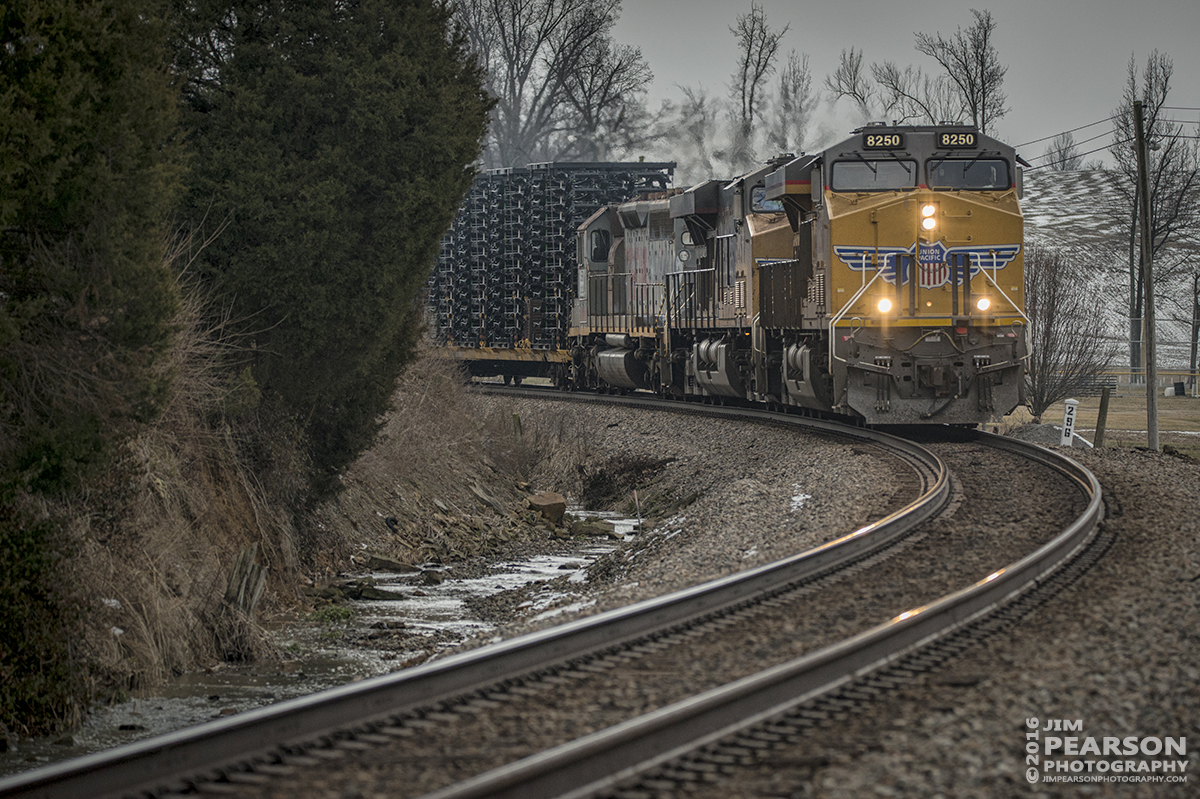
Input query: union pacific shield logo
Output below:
<box><xmin>918</xmin><ymin>242</ymin><xmax>949</xmax><ymax>289</ymax></box>
<box><xmin>834</xmin><ymin>242</ymin><xmax>1020</xmax><ymax>289</ymax></box>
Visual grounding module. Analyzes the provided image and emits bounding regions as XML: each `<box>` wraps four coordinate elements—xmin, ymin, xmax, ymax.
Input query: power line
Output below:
<box><xmin>1031</xmin><ymin>132</ymin><xmax>1200</xmax><ymax>169</ymax></box>
<box><xmin>1025</xmin><ymin>127</ymin><xmax>1117</xmax><ymax>162</ymax></box>
<box><xmin>1016</xmin><ymin>110</ymin><xmax>1199</xmax><ymax>159</ymax></box>
<box><xmin>1064</xmin><ymin>127</ymin><xmax>1114</xmax><ymax>150</ymax></box>
<box><xmin>1023</xmin><ymin>119</ymin><xmax>1200</xmax><ymax>168</ymax></box>
<box><xmin>1025</xmin><ymin>137</ymin><xmax>1133</xmax><ymax>171</ymax></box>
<box><xmin>1014</xmin><ymin>115</ymin><xmax>1117</xmax><ymax>149</ymax></box>
<box><xmin>1156</xmin><ymin>118</ymin><xmax>1200</xmax><ymax>128</ymax></box>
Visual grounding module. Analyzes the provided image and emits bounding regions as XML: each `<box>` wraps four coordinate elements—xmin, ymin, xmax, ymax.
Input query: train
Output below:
<box><xmin>431</xmin><ymin>124</ymin><xmax>1028</xmax><ymax>425</ymax></box>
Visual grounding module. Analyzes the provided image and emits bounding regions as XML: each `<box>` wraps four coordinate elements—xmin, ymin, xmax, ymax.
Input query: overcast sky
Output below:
<box><xmin>612</xmin><ymin>0</ymin><xmax>1200</xmax><ymax>168</ymax></box>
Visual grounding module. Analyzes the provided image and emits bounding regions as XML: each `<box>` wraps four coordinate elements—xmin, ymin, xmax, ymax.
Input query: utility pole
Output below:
<box><xmin>1134</xmin><ymin>100</ymin><xmax>1159</xmax><ymax>451</ymax></box>
<box><xmin>1191</xmin><ymin>272</ymin><xmax>1199</xmax><ymax>395</ymax></box>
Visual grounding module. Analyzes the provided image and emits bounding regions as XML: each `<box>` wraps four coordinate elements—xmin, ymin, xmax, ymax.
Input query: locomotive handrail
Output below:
<box><xmin>827</xmin><ymin>267</ymin><xmax>887</xmax><ymax>369</ymax></box>
<box><xmin>585</xmin><ymin>274</ymin><xmax>668</xmax><ymax>334</ymax></box>
<box><xmin>665</xmin><ymin>269</ymin><xmax>717</xmax><ymax>329</ymax></box>
<box><xmin>979</xmin><ymin>265</ymin><xmax>1030</xmax><ymax>326</ymax></box>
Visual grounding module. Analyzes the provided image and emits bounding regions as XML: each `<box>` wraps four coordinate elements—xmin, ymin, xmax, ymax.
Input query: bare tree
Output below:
<box><xmin>1190</xmin><ymin>267</ymin><xmax>1200</xmax><ymax>391</ymax></box>
<box><xmin>1107</xmin><ymin>51</ymin><xmax>1200</xmax><ymax>372</ymax></box>
<box><xmin>1191</xmin><ymin>268</ymin><xmax>1200</xmax><ymax>392</ymax></box>
<box><xmin>730</xmin><ymin>2</ymin><xmax>789</xmax><ymax>131</ymax></box>
<box><xmin>825</xmin><ymin>47</ymin><xmax>874</xmax><ymax>121</ymax></box>
<box><xmin>871</xmin><ymin>62</ymin><xmax>961</xmax><ymax>126</ymax></box>
<box><xmin>726</xmin><ymin>1</ymin><xmax>788</xmax><ymax>170</ymax></box>
<box><xmin>1044</xmin><ymin>131</ymin><xmax>1084</xmax><ymax>170</ymax></box>
<box><xmin>452</xmin><ymin>0</ymin><xmax>651</xmax><ymax>167</ymax></box>
<box><xmin>827</xmin><ymin>53</ymin><xmax>959</xmax><ymax>127</ymax></box>
<box><xmin>1162</xmin><ymin>252</ymin><xmax>1200</xmax><ymax>391</ymax></box>
<box><xmin>826</xmin><ymin>11</ymin><xmax>1007</xmax><ymax>132</ymax></box>
<box><xmin>915</xmin><ymin>9</ymin><xmax>1008</xmax><ymax>133</ymax></box>
<box><xmin>563</xmin><ymin>40</ymin><xmax>654</xmax><ymax>161</ymax></box>
<box><xmin>1024</xmin><ymin>244</ymin><xmax>1119</xmax><ymax>423</ymax></box>
<box><xmin>672</xmin><ymin>85</ymin><xmax>718</xmax><ymax>182</ymax></box>
<box><xmin>766</xmin><ymin>51</ymin><xmax>814</xmax><ymax>155</ymax></box>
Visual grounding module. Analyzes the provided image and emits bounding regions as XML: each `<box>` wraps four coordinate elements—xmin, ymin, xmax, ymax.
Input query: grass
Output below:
<box><xmin>1004</xmin><ymin>391</ymin><xmax>1200</xmax><ymax>458</ymax></box>
<box><xmin>308</xmin><ymin>605</ymin><xmax>356</xmax><ymax>625</ymax></box>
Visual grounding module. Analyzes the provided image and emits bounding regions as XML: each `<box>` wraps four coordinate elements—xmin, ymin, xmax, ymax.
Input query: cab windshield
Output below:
<box><xmin>751</xmin><ymin>186</ymin><xmax>784</xmax><ymax>213</ymax></box>
<box><xmin>927</xmin><ymin>158</ymin><xmax>1010</xmax><ymax>190</ymax></box>
<box><xmin>831</xmin><ymin>160</ymin><xmax>918</xmax><ymax>191</ymax></box>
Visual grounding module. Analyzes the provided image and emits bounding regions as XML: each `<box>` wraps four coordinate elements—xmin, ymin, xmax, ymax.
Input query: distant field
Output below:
<box><xmin>1004</xmin><ymin>390</ymin><xmax>1200</xmax><ymax>458</ymax></box>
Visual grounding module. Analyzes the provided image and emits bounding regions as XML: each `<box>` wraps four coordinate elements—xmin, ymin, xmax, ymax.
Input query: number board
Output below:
<box><xmin>863</xmin><ymin>132</ymin><xmax>903</xmax><ymax>150</ymax></box>
<box><xmin>937</xmin><ymin>131</ymin><xmax>977</xmax><ymax>148</ymax></box>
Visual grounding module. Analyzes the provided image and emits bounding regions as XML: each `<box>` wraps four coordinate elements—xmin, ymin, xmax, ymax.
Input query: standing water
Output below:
<box><xmin>0</xmin><ymin>512</ymin><xmax>638</xmax><ymax>778</ymax></box>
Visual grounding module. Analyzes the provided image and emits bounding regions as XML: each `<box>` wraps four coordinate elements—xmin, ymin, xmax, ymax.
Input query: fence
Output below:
<box><xmin>1101</xmin><ymin>369</ymin><xmax>1200</xmax><ymax>397</ymax></box>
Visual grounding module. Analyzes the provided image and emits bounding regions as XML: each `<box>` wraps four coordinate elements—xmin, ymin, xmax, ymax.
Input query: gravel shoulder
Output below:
<box><xmin>455</xmin><ymin>396</ymin><xmax>908</xmax><ymax>637</ymax></box>
<box><xmin>681</xmin><ymin>439</ymin><xmax>1200</xmax><ymax>799</ymax></box>
<box><xmin>304</xmin><ymin>399</ymin><xmax>1200</xmax><ymax>797</ymax></box>
<box><xmin>451</xmin><ymin>408</ymin><xmax>1200</xmax><ymax>798</ymax></box>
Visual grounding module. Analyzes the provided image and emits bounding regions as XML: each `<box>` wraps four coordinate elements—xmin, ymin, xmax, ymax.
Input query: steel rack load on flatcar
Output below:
<box><xmin>432</xmin><ymin>124</ymin><xmax>1030</xmax><ymax>426</ymax></box>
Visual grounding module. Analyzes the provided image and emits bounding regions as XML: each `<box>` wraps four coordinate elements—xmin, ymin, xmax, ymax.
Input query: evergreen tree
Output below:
<box><xmin>1</xmin><ymin>0</ymin><xmax>181</xmax><ymax>489</ymax></box>
<box><xmin>175</xmin><ymin>0</ymin><xmax>490</xmax><ymax>498</ymax></box>
<box><xmin>0</xmin><ymin>0</ymin><xmax>182</xmax><ymax>732</ymax></box>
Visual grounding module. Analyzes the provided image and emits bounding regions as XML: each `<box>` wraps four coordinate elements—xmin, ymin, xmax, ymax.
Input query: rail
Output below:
<box><xmin>0</xmin><ymin>395</ymin><xmax>948</xmax><ymax>799</ymax></box>
<box><xmin>420</xmin><ymin>428</ymin><xmax>1103</xmax><ymax>799</ymax></box>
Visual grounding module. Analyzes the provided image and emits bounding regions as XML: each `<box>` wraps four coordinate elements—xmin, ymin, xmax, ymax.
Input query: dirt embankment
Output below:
<box><xmin>305</xmin><ymin>365</ymin><xmax>600</xmax><ymax>579</ymax></box>
<box><xmin>26</xmin><ymin>352</ymin><xmax>587</xmax><ymax>741</ymax></box>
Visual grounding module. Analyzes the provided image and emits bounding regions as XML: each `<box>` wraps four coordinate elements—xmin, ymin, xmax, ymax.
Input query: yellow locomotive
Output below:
<box><xmin>440</xmin><ymin>124</ymin><xmax>1027</xmax><ymax>425</ymax></box>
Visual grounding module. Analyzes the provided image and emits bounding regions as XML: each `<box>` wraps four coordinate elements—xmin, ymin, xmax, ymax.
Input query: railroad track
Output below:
<box><xmin>0</xmin><ymin>395</ymin><xmax>1102</xmax><ymax>799</ymax></box>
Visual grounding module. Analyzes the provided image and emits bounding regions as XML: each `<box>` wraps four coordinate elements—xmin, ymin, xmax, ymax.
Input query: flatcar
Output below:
<box><xmin>436</xmin><ymin>124</ymin><xmax>1028</xmax><ymax>425</ymax></box>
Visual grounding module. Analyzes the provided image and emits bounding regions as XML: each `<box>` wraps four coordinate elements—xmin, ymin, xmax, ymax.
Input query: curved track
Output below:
<box><xmin>0</xmin><ymin>395</ymin><xmax>1100</xmax><ymax>799</ymax></box>
<box><xmin>419</xmin><ymin>424</ymin><xmax>1103</xmax><ymax>799</ymax></box>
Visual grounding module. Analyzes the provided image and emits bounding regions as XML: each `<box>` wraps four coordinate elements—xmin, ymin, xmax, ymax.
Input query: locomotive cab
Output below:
<box><xmin>769</xmin><ymin>124</ymin><xmax>1028</xmax><ymax>424</ymax></box>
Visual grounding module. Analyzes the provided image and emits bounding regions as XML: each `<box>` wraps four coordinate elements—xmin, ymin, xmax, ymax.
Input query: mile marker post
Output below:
<box><xmin>1060</xmin><ymin>399</ymin><xmax>1079</xmax><ymax>447</ymax></box>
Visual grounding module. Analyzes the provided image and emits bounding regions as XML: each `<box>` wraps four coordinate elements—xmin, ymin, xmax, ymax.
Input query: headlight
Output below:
<box><xmin>877</xmin><ymin>298</ymin><xmax>893</xmax><ymax>313</ymax></box>
<box><xmin>921</xmin><ymin>204</ymin><xmax>937</xmax><ymax>231</ymax></box>
<box><xmin>678</xmin><ymin>250</ymin><xmax>691</xmax><ymax>262</ymax></box>
<box><xmin>976</xmin><ymin>297</ymin><xmax>991</xmax><ymax>312</ymax></box>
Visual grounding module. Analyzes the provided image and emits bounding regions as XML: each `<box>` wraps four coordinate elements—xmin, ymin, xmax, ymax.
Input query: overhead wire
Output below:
<box><xmin>1014</xmin><ymin>115</ymin><xmax>1116</xmax><ymax>149</ymax></box>
<box><xmin>1024</xmin><ymin>137</ymin><xmax>1133</xmax><ymax>171</ymax></box>
<box><xmin>1024</xmin><ymin>128</ymin><xmax>1121</xmax><ymax>163</ymax></box>
<box><xmin>1019</xmin><ymin>108</ymin><xmax>1200</xmax><ymax>170</ymax></box>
